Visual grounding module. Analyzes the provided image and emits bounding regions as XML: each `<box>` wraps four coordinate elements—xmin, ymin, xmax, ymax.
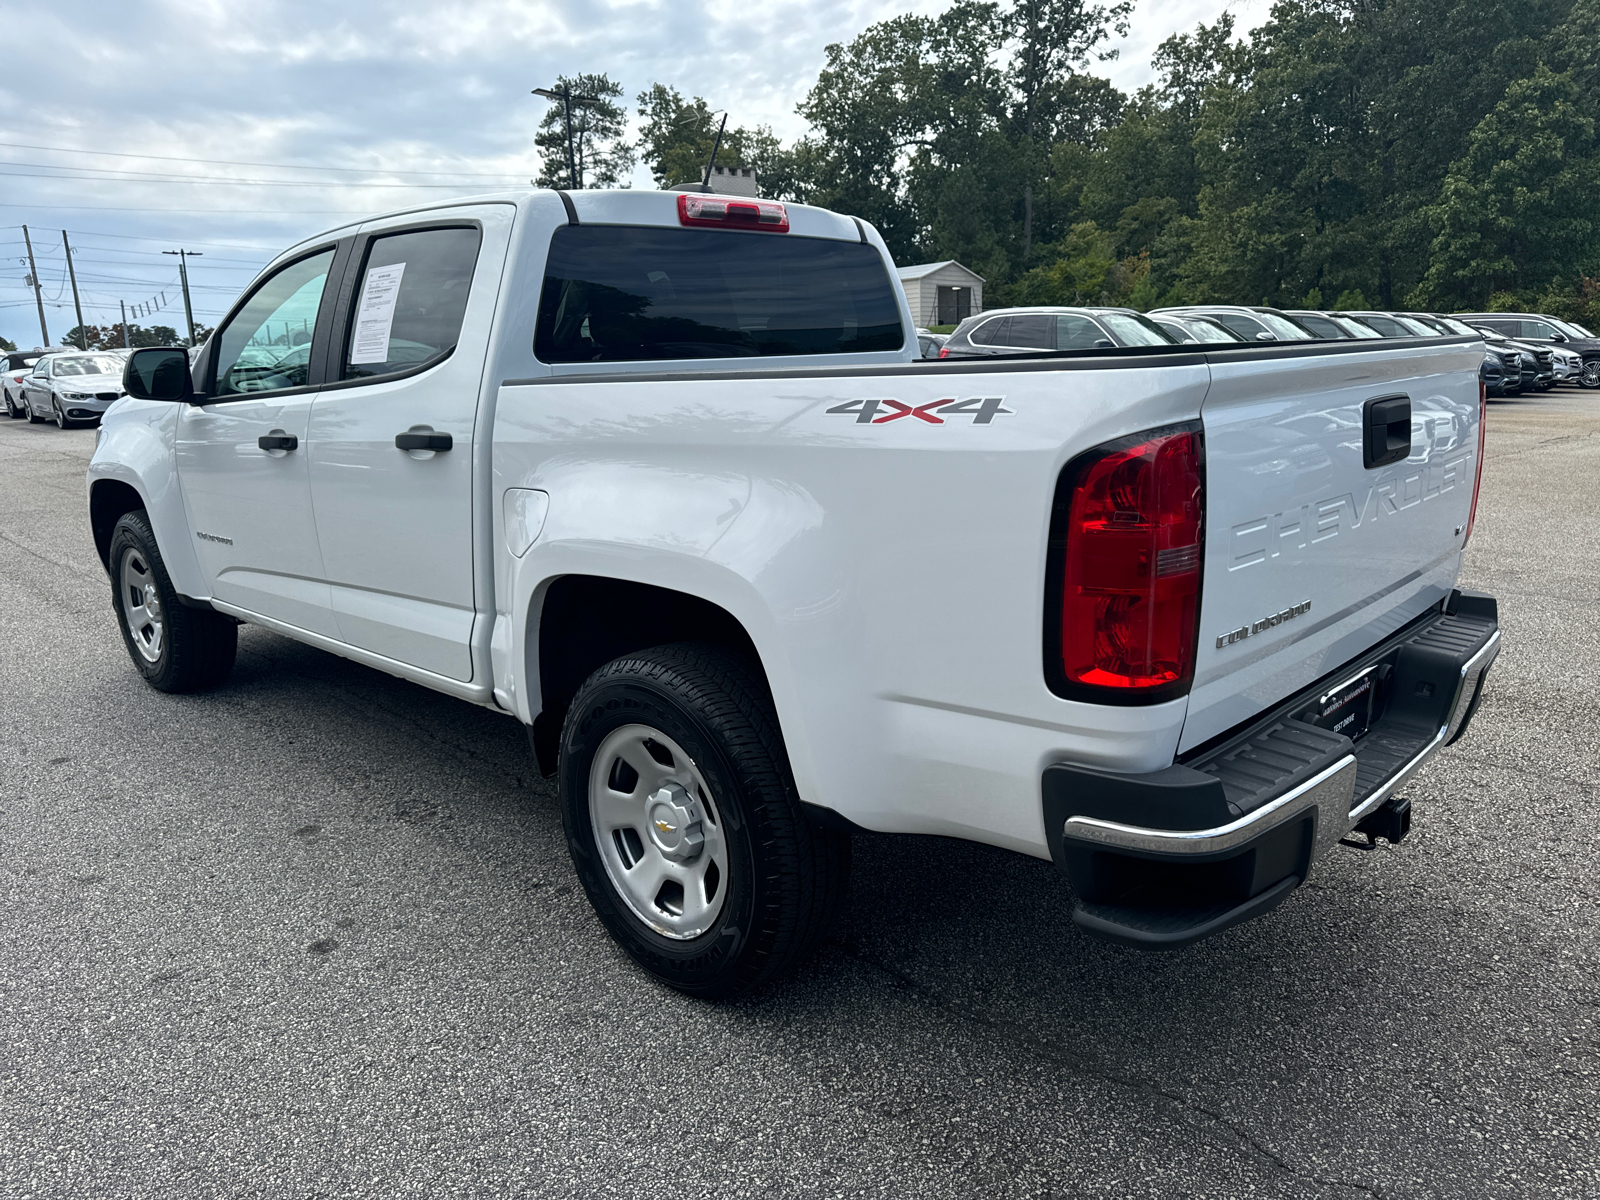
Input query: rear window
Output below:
<box><xmin>534</xmin><ymin>226</ymin><xmax>904</xmax><ymax>363</ymax></box>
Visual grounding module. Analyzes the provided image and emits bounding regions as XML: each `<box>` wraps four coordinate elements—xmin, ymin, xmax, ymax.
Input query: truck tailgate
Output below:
<box><xmin>1181</xmin><ymin>340</ymin><xmax>1484</xmax><ymax>753</ymax></box>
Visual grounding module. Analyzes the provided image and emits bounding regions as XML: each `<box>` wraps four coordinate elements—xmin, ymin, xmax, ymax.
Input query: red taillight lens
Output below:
<box><xmin>937</xmin><ymin>346</ymin><xmax>951</xmax><ymax>358</ymax></box>
<box><xmin>1464</xmin><ymin>381</ymin><xmax>1487</xmax><ymax>545</ymax></box>
<box><xmin>1059</xmin><ymin>427</ymin><xmax>1203</xmax><ymax>693</ymax></box>
<box><xmin>677</xmin><ymin>193</ymin><xmax>789</xmax><ymax>232</ymax></box>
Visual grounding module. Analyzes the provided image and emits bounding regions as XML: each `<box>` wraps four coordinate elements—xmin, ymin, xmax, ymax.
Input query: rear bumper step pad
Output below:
<box><xmin>1042</xmin><ymin>589</ymin><xmax>1500</xmax><ymax>949</ymax></box>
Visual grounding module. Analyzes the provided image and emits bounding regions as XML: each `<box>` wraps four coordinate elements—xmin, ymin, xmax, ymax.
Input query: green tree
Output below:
<box><xmin>1422</xmin><ymin>66</ymin><xmax>1600</xmax><ymax>306</ymax></box>
<box><xmin>0</xmin><ymin>335</ymin><xmax>16</xmax><ymax>352</ymax></box>
<box><xmin>534</xmin><ymin>74</ymin><xmax>634</xmax><ymax>189</ymax></box>
<box><xmin>635</xmin><ymin>84</ymin><xmax>798</xmax><ymax>197</ymax></box>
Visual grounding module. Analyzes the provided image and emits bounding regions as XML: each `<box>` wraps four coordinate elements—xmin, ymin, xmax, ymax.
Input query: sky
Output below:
<box><xmin>0</xmin><ymin>0</ymin><xmax>1269</xmax><ymax>350</ymax></box>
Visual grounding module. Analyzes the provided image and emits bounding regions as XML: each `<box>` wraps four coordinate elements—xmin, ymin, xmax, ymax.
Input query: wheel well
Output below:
<box><xmin>89</xmin><ymin>480</ymin><xmax>146</xmax><ymax>571</ymax></box>
<box><xmin>529</xmin><ymin>575</ymin><xmax>763</xmax><ymax>774</ymax></box>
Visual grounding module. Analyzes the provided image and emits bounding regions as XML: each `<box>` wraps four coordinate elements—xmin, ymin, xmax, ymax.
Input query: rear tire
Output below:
<box><xmin>108</xmin><ymin>510</ymin><xmax>237</xmax><ymax>693</ymax></box>
<box><xmin>3</xmin><ymin>389</ymin><xmax>20</xmax><ymax>419</ymax></box>
<box><xmin>558</xmin><ymin>642</ymin><xmax>850</xmax><ymax>999</ymax></box>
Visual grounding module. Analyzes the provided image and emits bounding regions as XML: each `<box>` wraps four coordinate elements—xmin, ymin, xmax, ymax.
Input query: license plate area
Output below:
<box><xmin>1301</xmin><ymin>666</ymin><xmax>1382</xmax><ymax>742</ymax></box>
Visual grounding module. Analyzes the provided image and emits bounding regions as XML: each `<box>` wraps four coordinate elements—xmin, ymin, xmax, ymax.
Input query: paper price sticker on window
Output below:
<box><xmin>350</xmin><ymin>262</ymin><xmax>406</xmax><ymax>364</ymax></box>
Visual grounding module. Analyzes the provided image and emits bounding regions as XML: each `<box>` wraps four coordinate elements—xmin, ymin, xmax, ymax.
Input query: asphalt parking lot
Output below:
<box><xmin>2</xmin><ymin>391</ymin><xmax>1596</xmax><ymax>1200</ymax></box>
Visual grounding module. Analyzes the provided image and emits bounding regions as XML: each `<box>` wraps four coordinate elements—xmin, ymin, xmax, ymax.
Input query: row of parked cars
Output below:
<box><xmin>933</xmin><ymin>304</ymin><xmax>1600</xmax><ymax>396</ymax></box>
<box><xmin>1</xmin><ymin>346</ymin><xmax>135</xmax><ymax>428</ymax></box>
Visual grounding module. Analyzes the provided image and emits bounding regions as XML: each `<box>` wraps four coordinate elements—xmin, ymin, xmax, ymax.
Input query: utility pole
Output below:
<box><xmin>21</xmin><ymin>224</ymin><xmax>49</xmax><ymax>348</ymax></box>
<box><xmin>120</xmin><ymin>300</ymin><xmax>131</xmax><ymax>348</ymax></box>
<box><xmin>62</xmin><ymin>230</ymin><xmax>87</xmax><ymax>349</ymax></box>
<box><xmin>533</xmin><ymin>83</ymin><xmax>600</xmax><ymax>190</ymax></box>
<box><xmin>163</xmin><ymin>249</ymin><xmax>201</xmax><ymax>345</ymax></box>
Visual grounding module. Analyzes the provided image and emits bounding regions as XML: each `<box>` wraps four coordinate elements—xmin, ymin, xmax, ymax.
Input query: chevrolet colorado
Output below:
<box><xmin>88</xmin><ymin>189</ymin><xmax>1500</xmax><ymax>997</ymax></box>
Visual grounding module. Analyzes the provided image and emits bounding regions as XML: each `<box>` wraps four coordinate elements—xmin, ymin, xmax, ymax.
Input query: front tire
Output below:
<box><xmin>54</xmin><ymin>401</ymin><xmax>71</xmax><ymax>429</ymax></box>
<box><xmin>1581</xmin><ymin>360</ymin><xmax>1600</xmax><ymax>390</ymax></box>
<box><xmin>108</xmin><ymin>510</ymin><xmax>237</xmax><ymax>693</ymax></box>
<box><xmin>558</xmin><ymin>643</ymin><xmax>850</xmax><ymax>999</ymax></box>
<box><xmin>25</xmin><ymin>396</ymin><xmax>44</xmax><ymax>423</ymax></box>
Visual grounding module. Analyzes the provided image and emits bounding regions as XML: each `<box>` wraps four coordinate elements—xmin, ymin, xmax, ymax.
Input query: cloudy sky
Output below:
<box><xmin>0</xmin><ymin>0</ymin><xmax>1267</xmax><ymax>349</ymax></box>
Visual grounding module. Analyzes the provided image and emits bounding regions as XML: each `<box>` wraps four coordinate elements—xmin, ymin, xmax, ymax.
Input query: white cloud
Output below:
<box><xmin>0</xmin><ymin>0</ymin><xmax>1258</xmax><ymax>346</ymax></box>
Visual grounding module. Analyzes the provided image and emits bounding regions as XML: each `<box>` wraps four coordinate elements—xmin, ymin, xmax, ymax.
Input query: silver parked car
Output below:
<box><xmin>20</xmin><ymin>351</ymin><xmax>128</xmax><ymax>428</ymax></box>
<box><xmin>940</xmin><ymin>306</ymin><xmax>1176</xmax><ymax>357</ymax></box>
<box><xmin>1148</xmin><ymin>305</ymin><xmax>1316</xmax><ymax>341</ymax></box>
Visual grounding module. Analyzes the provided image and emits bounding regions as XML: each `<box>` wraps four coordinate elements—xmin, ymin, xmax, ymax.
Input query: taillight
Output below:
<box><xmin>677</xmin><ymin>193</ymin><xmax>789</xmax><ymax>232</ymax></box>
<box><xmin>938</xmin><ymin>346</ymin><xmax>951</xmax><ymax>358</ymax></box>
<box><xmin>1048</xmin><ymin>425</ymin><xmax>1204</xmax><ymax>700</ymax></box>
<box><xmin>1464</xmin><ymin>381</ymin><xmax>1487</xmax><ymax>545</ymax></box>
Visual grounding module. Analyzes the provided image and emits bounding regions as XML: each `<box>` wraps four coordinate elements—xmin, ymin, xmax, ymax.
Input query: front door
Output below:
<box><xmin>176</xmin><ymin>246</ymin><xmax>340</xmax><ymax>636</ymax></box>
<box><xmin>305</xmin><ymin>207</ymin><xmax>510</xmax><ymax>682</ymax></box>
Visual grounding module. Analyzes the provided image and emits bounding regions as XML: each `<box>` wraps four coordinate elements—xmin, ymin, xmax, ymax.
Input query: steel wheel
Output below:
<box><xmin>1581</xmin><ymin>360</ymin><xmax>1600</xmax><ymax>389</ymax></box>
<box><xmin>119</xmin><ymin>545</ymin><xmax>165</xmax><ymax>663</ymax></box>
<box><xmin>587</xmin><ymin>723</ymin><xmax>729</xmax><ymax>940</ymax></box>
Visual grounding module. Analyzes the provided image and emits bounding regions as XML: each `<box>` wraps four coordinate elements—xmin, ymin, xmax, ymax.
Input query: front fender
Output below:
<box><xmin>87</xmin><ymin>399</ymin><xmax>205</xmax><ymax>598</ymax></box>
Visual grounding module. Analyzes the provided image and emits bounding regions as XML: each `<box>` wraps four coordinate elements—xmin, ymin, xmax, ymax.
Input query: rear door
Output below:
<box><xmin>1181</xmin><ymin>340</ymin><xmax>1483</xmax><ymax>752</ymax></box>
<box><xmin>304</xmin><ymin>204</ymin><xmax>513</xmax><ymax>682</ymax></box>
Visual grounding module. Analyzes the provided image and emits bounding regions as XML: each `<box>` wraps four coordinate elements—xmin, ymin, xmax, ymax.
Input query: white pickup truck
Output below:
<box><xmin>88</xmin><ymin>189</ymin><xmax>1500</xmax><ymax>997</ymax></box>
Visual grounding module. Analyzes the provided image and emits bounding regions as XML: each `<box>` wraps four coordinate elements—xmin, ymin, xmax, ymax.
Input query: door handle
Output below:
<box><xmin>258</xmin><ymin>433</ymin><xmax>298</xmax><ymax>451</ymax></box>
<box><xmin>1362</xmin><ymin>395</ymin><xmax>1411</xmax><ymax>469</ymax></box>
<box><xmin>395</xmin><ymin>430</ymin><xmax>452</xmax><ymax>452</ymax></box>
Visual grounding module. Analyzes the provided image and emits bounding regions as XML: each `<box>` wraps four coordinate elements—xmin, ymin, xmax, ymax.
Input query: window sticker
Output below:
<box><xmin>350</xmin><ymin>262</ymin><xmax>407</xmax><ymax>364</ymax></box>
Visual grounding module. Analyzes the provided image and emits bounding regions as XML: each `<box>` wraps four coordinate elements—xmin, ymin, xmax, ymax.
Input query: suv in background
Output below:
<box><xmin>1150</xmin><ymin>313</ymin><xmax>1244</xmax><ymax>344</ymax></box>
<box><xmin>1148</xmin><ymin>305</ymin><xmax>1314</xmax><ymax>342</ymax></box>
<box><xmin>941</xmin><ymin>306</ymin><xmax>1175</xmax><ymax>357</ymax></box>
<box><xmin>1282</xmin><ymin>310</ymin><xmax>1385</xmax><ymax>339</ymax></box>
<box><xmin>1457</xmin><ymin>313</ymin><xmax>1600</xmax><ymax>388</ymax></box>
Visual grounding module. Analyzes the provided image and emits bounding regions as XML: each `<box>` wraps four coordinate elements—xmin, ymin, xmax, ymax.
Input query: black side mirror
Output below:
<box><xmin>123</xmin><ymin>347</ymin><xmax>193</xmax><ymax>402</ymax></box>
<box><xmin>1551</xmin><ymin>332</ymin><xmax>1567</xmax><ymax>342</ymax></box>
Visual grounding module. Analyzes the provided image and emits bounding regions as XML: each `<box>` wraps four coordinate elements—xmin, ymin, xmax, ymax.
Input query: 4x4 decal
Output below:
<box><xmin>825</xmin><ymin>396</ymin><xmax>1014</xmax><ymax>425</ymax></box>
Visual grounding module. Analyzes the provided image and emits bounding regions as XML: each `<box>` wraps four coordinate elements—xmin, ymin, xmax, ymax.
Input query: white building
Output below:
<box><xmin>895</xmin><ymin>261</ymin><xmax>985</xmax><ymax>328</ymax></box>
<box><xmin>706</xmin><ymin>166</ymin><xmax>759</xmax><ymax>197</ymax></box>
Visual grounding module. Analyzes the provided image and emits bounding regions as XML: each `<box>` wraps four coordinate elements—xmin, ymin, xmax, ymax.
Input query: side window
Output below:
<box><xmin>213</xmin><ymin>249</ymin><xmax>336</xmax><ymax>398</ymax></box>
<box><xmin>1006</xmin><ymin>314</ymin><xmax>1054</xmax><ymax>348</ymax></box>
<box><xmin>343</xmin><ymin>226</ymin><xmax>481</xmax><ymax>380</ymax></box>
<box><xmin>1522</xmin><ymin>320</ymin><xmax>1560</xmax><ymax>339</ymax></box>
<box><xmin>1478</xmin><ymin>320</ymin><xmax>1515</xmax><ymax>337</ymax></box>
<box><xmin>1215</xmin><ymin>314</ymin><xmax>1266</xmax><ymax>338</ymax></box>
<box><xmin>969</xmin><ymin>316</ymin><xmax>1008</xmax><ymax>346</ymax></box>
<box><xmin>1056</xmin><ymin>314</ymin><xmax>1105</xmax><ymax>349</ymax></box>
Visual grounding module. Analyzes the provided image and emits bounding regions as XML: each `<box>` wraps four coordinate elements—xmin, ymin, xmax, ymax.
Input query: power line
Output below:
<box><xmin>0</xmin><ymin>140</ymin><xmax>526</xmax><ymax>179</ymax></box>
<box><xmin>0</xmin><ymin>203</ymin><xmax>373</xmax><ymax>214</ymax></box>
<box><xmin>0</xmin><ymin>166</ymin><xmax>502</xmax><ymax>189</ymax></box>
<box><xmin>0</xmin><ymin>224</ymin><xmax>285</xmax><ymax>249</ymax></box>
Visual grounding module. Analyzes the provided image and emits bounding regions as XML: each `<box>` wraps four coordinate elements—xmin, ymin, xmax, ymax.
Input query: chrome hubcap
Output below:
<box><xmin>588</xmin><ymin>724</ymin><xmax>729</xmax><ymax>939</ymax></box>
<box><xmin>119</xmin><ymin>547</ymin><xmax>164</xmax><ymax>663</ymax></box>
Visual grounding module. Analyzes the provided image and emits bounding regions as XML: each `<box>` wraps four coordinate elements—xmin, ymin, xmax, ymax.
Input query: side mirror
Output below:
<box><xmin>123</xmin><ymin>347</ymin><xmax>193</xmax><ymax>402</ymax></box>
<box><xmin>1551</xmin><ymin>332</ymin><xmax>1567</xmax><ymax>342</ymax></box>
<box><xmin>1092</xmin><ymin>338</ymin><xmax>1115</xmax><ymax>349</ymax></box>
<box><xmin>1255</xmin><ymin>331</ymin><xmax>1278</xmax><ymax>341</ymax></box>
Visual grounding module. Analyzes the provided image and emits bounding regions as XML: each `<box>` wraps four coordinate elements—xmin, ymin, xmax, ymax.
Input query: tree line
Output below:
<box><xmin>544</xmin><ymin>0</ymin><xmax>1600</xmax><ymax>324</ymax></box>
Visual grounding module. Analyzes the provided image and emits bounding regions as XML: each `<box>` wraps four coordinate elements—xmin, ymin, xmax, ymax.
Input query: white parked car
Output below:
<box><xmin>3</xmin><ymin>349</ymin><xmax>55</xmax><ymax>418</ymax></box>
<box><xmin>88</xmin><ymin>188</ymin><xmax>1501</xmax><ymax>996</ymax></box>
<box><xmin>20</xmin><ymin>350</ymin><xmax>128</xmax><ymax>427</ymax></box>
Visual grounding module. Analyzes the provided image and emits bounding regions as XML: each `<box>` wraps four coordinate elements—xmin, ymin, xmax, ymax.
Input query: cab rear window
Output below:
<box><xmin>534</xmin><ymin>225</ymin><xmax>904</xmax><ymax>363</ymax></box>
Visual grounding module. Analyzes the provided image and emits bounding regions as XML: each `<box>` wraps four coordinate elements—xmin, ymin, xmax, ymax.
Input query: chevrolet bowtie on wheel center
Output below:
<box><xmin>88</xmin><ymin>187</ymin><xmax>1499</xmax><ymax>997</ymax></box>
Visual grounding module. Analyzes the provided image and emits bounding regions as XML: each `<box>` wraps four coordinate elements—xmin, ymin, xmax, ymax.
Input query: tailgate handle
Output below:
<box><xmin>1363</xmin><ymin>395</ymin><xmax>1411</xmax><ymax>469</ymax></box>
